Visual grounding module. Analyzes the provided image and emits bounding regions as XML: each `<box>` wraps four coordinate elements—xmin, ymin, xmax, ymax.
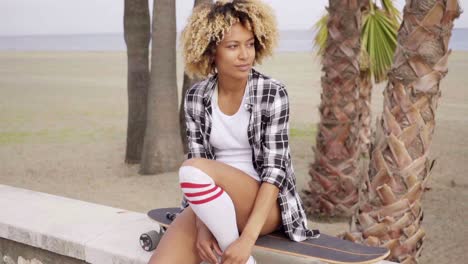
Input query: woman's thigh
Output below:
<box><xmin>148</xmin><ymin>206</ymin><xmax>201</xmax><ymax>264</ymax></box>
<box><xmin>182</xmin><ymin>158</ymin><xmax>282</xmax><ymax>235</ymax></box>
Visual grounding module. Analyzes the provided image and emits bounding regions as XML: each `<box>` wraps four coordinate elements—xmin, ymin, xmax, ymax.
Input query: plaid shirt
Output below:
<box><xmin>181</xmin><ymin>68</ymin><xmax>320</xmax><ymax>241</ymax></box>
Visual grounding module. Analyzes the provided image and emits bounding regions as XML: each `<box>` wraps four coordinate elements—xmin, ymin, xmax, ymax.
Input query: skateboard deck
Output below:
<box><xmin>140</xmin><ymin>207</ymin><xmax>390</xmax><ymax>264</ymax></box>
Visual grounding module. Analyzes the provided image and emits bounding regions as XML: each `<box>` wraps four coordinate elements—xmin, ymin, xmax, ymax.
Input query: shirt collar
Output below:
<box><xmin>203</xmin><ymin>68</ymin><xmax>256</xmax><ymax>108</ymax></box>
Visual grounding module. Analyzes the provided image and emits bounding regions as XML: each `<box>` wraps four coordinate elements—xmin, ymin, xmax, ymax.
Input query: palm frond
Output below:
<box><xmin>361</xmin><ymin>8</ymin><xmax>398</xmax><ymax>83</ymax></box>
<box><xmin>313</xmin><ymin>13</ymin><xmax>329</xmax><ymax>56</ymax></box>
<box><xmin>380</xmin><ymin>0</ymin><xmax>401</xmax><ymax>26</ymax></box>
<box><xmin>312</xmin><ymin>2</ymin><xmax>399</xmax><ymax>82</ymax></box>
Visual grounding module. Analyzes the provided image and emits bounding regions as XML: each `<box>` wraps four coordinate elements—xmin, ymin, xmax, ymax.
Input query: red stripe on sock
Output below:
<box><xmin>188</xmin><ymin>189</ymin><xmax>224</xmax><ymax>205</ymax></box>
<box><xmin>184</xmin><ymin>185</ymin><xmax>218</xmax><ymax>197</ymax></box>
<box><xmin>180</xmin><ymin>182</ymin><xmax>211</xmax><ymax>188</ymax></box>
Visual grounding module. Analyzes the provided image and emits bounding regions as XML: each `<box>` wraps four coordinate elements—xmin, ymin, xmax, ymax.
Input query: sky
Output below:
<box><xmin>0</xmin><ymin>0</ymin><xmax>466</xmax><ymax>36</ymax></box>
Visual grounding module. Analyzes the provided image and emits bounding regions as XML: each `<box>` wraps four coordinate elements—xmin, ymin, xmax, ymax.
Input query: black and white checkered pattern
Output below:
<box><xmin>182</xmin><ymin>68</ymin><xmax>320</xmax><ymax>241</ymax></box>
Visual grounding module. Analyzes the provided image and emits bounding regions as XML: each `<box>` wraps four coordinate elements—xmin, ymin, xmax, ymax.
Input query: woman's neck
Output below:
<box><xmin>217</xmin><ymin>74</ymin><xmax>248</xmax><ymax>96</ymax></box>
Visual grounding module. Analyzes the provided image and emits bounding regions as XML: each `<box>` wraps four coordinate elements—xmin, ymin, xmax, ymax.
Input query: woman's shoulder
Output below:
<box><xmin>185</xmin><ymin>75</ymin><xmax>217</xmax><ymax>103</ymax></box>
<box><xmin>187</xmin><ymin>78</ymin><xmax>211</xmax><ymax>95</ymax></box>
<box><xmin>251</xmin><ymin>69</ymin><xmax>288</xmax><ymax>96</ymax></box>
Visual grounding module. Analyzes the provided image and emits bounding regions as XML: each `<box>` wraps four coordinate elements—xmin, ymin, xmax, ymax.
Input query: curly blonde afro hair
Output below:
<box><xmin>181</xmin><ymin>0</ymin><xmax>278</xmax><ymax>78</ymax></box>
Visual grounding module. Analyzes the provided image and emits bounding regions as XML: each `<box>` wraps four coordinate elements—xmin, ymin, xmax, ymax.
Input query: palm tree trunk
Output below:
<box><xmin>123</xmin><ymin>0</ymin><xmax>150</xmax><ymax>164</ymax></box>
<box><xmin>140</xmin><ymin>0</ymin><xmax>183</xmax><ymax>174</ymax></box>
<box><xmin>303</xmin><ymin>0</ymin><xmax>364</xmax><ymax>217</ymax></box>
<box><xmin>179</xmin><ymin>0</ymin><xmax>212</xmax><ymax>154</ymax></box>
<box><xmin>346</xmin><ymin>0</ymin><xmax>461</xmax><ymax>262</ymax></box>
<box><xmin>359</xmin><ymin>70</ymin><xmax>373</xmax><ymax>157</ymax></box>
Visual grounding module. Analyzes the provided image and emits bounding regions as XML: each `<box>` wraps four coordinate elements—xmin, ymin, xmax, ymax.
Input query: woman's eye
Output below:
<box><xmin>228</xmin><ymin>45</ymin><xmax>237</xmax><ymax>49</ymax></box>
<box><xmin>247</xmin><ymin>42</ymin><xmax>255</xmax><ymax>47</ymax></box>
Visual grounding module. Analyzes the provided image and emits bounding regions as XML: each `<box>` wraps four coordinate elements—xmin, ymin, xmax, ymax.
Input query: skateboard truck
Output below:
<box><xmin>140</xmin><ymin>211</ymin><xmax>176</xmax><ymax>251</ymax></box>
<box><xmin>166</xmin><ymin>211</ymin><xmax>178</xmax><ymax>221</ymax></box>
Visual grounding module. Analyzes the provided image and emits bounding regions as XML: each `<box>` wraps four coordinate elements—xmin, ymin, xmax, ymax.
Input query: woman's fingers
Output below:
<box><xmin>196</xmin><ymin>244</ymin><xmax>209</xmax><ymax>263</ymax></box>
<box><xmin>198</xmin><ymin>243</ymin><xmax>218</xmax><ymax>264</ymax></box>
<box><xmin>205</xmin><ymin>244</ymin><xmax>219</xmax><ymax>264</ymax></box>
<box><xmin>213</xmin><ymin>241</ymin><xmax>223</xmax><ymax>256</ymax></box>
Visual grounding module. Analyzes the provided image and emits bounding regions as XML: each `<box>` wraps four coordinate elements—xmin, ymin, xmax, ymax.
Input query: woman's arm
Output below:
<box><xmin>180</xmin><ymin>87</ymin><xmax>208</xmax><ymax>209</ymax></box>
<box><xmin>221</xmin><ymin>85</ymin><xmax>291</xmax><ymax>263</ymax></box>
<box><xmin>260</xmin><ymin>85</ymin><xmax>290</xmax><ymax>190</ymax></box>
<box><xmin>239</xmin><ymin>182</ymin><xmax>279</xmax><ymax>242</ymax></box>
<box><xmin>242</xmin><ymin>84</ymin><xmax>291</xmax><ymax>241</ymax></box>
<box><xmin>221</xmin><ymin>183</ymin><xmax>279</xmax><ymax>263</ymax></box>
<box><xmin>184</xmin><ymin>88</ymin><xmax>208</xmax><ymax>159</ymax></box>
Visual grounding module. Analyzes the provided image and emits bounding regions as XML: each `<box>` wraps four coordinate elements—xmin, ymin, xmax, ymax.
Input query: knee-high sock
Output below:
<box><xmin>179</xmin><ymin>166</ymin><xmax>255</xmax><ymax>264</ymax></box>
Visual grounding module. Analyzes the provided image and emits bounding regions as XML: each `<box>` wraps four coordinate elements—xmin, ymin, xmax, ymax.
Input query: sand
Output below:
<box><xmin>0</xmin><ymin>51</ymin><xmax>467</xmax><ymax>263</ymax></box>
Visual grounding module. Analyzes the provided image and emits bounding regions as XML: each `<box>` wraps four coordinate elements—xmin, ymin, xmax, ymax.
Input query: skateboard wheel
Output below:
<box><xmin>140</xmin><ymin>230</ymin><xmax>161</xmax><ymax>251</ymax></box>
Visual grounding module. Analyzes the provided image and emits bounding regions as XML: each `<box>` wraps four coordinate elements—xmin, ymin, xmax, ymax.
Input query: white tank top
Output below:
<box><xmin>209</xmin><ymin>84</ymin><xmax>260</xmax><ymax>181</ymax></box>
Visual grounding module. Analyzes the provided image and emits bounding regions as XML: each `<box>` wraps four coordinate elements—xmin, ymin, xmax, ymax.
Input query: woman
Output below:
<box><xmin>148</xmin><ymin>1</ymin><xmax>319</xmax><ymax>263</ymax></box>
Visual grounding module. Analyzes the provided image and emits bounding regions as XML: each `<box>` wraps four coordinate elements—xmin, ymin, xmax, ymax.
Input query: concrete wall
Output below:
<box><xmin>0</xmin><ymin>185</ymin><xmax>156</xmax><ymax>264</ymax></box>
<box><xmin>0</xmin><ymin>184</ymin><xmax>397</xmax><ymax>264</ymax></box>
<box><xmin>1</xmin><ymin>237</ymin><xmax>86</xmax><ymax>264</ymax></box>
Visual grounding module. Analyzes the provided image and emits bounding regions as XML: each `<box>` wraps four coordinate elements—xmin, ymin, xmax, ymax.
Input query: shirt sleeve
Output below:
<box><xmin>184</xmin><ymin>89</ymin><xmax>209</xmax><ymax>159</ymax></box>
<box><xmin>260</xmin><ymin>85</ymin><xmax>290</xmax><ymax>190</ymax></box>
<box><xmin>181</xmin><ymin>88</ymin><xmax>207</xmax><ymax>210</ymax></box>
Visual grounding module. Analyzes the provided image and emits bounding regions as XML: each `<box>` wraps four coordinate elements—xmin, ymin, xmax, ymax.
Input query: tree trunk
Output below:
<box><xmin>303</xmin><ymin>0</ymin><xmax>364</xmax><ymax>217</ymax></box>
<box><xmin>179</xmin><ymin>0</ymin><xmax>212</xmax><ymax>154</ymax></box>
<box><xmin>359</xmin><ymin>70</ymin><xmax>373</xmax><ymax>157</ymax></box>
<box><xmin>345</xmin><ymin>0</ymin><xmax>461</xmax><ymax>262</ymax></box>
<box><xmin>123</xmin><ymin>0</ymin><xmax>150</xmax><ymax>164</ymax></box>
<box><xmin>357</xmin><ymin>4</ymin><xmax>373</xmax><ymax>160</ymax></box>
<box><xmin>140</xmin><ymin>0</ymin><xmax>183</xmax><ymax>174</ymax></box>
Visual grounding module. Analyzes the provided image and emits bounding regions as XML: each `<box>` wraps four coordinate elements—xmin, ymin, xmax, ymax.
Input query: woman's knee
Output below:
<box><xmin>181</xmin><ymin>157</ymin><xmax>205</xmax><ymax>167</ymax></box>
<box><xmin>179</xmin><ymin>160</ymin><xmax>214</xmax><ymax>185</ymax></box>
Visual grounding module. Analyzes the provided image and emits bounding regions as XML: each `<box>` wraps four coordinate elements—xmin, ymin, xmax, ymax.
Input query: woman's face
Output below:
<box><xmin>214</xmin><ymin>22</ymin><xmax>256</xmax><ymax>81</ymax></box>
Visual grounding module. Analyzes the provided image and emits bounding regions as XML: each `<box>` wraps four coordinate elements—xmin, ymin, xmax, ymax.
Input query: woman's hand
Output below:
<box><xmin>196</xmin><ymin>221</ymin><xmax>223</xmax><ymax>264</ymax></box>
<box><xmin>221</xmin><ymin>236</ymin><xmax>256</xmax><ymax>264</ymax></box>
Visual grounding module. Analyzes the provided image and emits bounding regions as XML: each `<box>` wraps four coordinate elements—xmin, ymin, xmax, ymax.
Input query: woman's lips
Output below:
<box><xmin>235</xmin><ymin>64</ymin><xmax>251</xmax><ymax>72</ymax></box>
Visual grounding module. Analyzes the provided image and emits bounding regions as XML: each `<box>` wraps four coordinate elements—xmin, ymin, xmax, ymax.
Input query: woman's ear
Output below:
<box><xmin>210</xmin><ymin>57</ymin><xmax>216</xmax><ymax>74</ymax></box>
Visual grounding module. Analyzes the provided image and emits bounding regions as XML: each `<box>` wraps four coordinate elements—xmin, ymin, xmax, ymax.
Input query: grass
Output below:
<box><xmin>290</xmin><ymin>123</ymin><xmax>318</xmax><ymax>141</ymax></box>
<box><xmin>0</xmin><ymin>121</ymin><xmax>318</xmax><ymax>146</ymax></box>
<box><xmin>0</xmin><ymin>127</ymin><xmax>121</xmax><ymax>145</ymax></box>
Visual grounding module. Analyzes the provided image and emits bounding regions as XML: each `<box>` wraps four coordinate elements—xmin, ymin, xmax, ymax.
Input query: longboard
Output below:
<box><xmin>140</xmin><ymin>207</ymin><xmax>390</xmax><ymax>264</ymax></box>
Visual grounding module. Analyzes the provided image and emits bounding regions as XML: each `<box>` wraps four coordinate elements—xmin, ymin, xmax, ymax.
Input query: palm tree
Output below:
<box><xmin>344</xmin><ymin>0</ymin><xmax>461</xmax><ymax>262</ymax></box>
<box><xmin>140</xmin><ymin>0</ymin><xmax>184</xmax><ymax>174</ymax></box>
<box><xmin>303</xmin><ymin>0</ymin><xmax>400</xmax><ymax>217</ymax></box>
<box><xmin>179</xmin><ymin>0</ymin><xmax>212</xmax><ymax>154</ymax></box>
<box><xmin>123</xmin><ymin>0</ymin><xmax>150</xmax><ymax>164</ymax></box>
<box><xmin>301</xmin><ymin>0</ymin><xmax>366</xmax><ymax>217</ymax></box>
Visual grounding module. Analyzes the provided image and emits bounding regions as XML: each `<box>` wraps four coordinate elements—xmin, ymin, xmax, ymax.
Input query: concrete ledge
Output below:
<box><xmin>0</xmin><ymin>184</ymin><xmax>397</xmax><ymax>264</ymax></box>
<box><xmin>0</xmin><ymin>184</ymin><xmax>155</xmax><ymax>264</ymax></box>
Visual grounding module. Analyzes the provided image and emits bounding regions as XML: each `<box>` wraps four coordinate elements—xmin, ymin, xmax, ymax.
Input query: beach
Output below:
<box><xmin>0</xmin><ymin>50</ymin><xmax>467</xmax><ymax>263</ymax></box>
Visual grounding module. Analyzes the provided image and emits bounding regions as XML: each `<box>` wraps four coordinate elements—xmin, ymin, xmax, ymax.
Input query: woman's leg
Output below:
<box><xmin>179</xmin><ymin>159</ymin><xmax>280</xmax><ymax>264</ymax></box>
<box><xmin>181</xmin><ymin>158</ymin><xmax>282</xmax><ymax>236</ymax></box>
<box><xmin>147</xmin><ymin>206</ymin><xmax>202</xmax><ymax>264</ymax></box>
<box><xmin>149</xmin><ymin>158</ymin><xmax>282</xmax><ymax>264</ymax></box>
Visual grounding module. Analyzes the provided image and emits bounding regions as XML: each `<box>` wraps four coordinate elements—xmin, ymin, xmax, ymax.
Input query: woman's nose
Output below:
<box><xmin>238</xmin><ymin>46</ymin><xmax>248</xmax><ymax>60</ymax></box>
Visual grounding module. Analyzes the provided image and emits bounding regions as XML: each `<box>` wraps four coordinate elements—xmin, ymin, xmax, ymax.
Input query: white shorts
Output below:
<box><xmin>218</xmin><ymin>160</ymin><xmax>260</xmax><ymax>182</ymax></box>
